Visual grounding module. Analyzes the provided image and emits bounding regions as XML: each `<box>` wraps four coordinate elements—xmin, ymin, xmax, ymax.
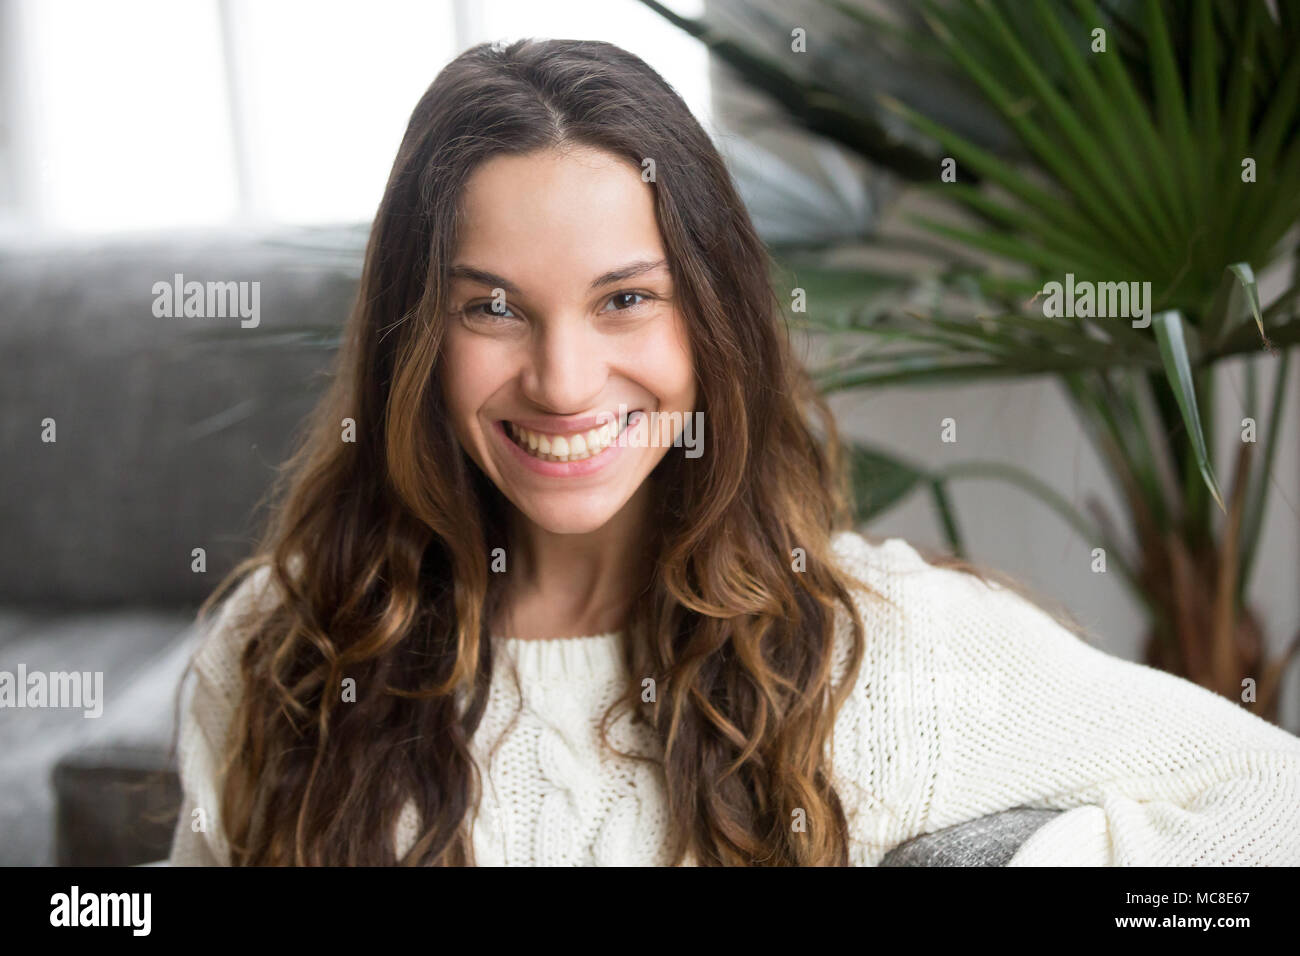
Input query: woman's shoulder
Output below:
<box><xmin>829</xmin><ymin>528</ymin><xmax>933</xmax><ymax>581</ymax></box>
<box><xmin>824</xmin><ymin>528</ymin><xmax>1088</xmax><ymax>676</ymax></box>
<box><xmin>827</xmin><ymin>527</ymin><xmax>963</xmax><ymax>622</ymax></box>
<box><xmin>823</xmin><ymin>530</ymin><xmax>939</xmax><ymax>685</ymax></box>
<box><xmin>188</xmin><ymin>561</ymin><xmax>282</xmax><ymax>701</ymax></box>
<box><xmin>828</xmin><ymin>528</ymin><xmax>1069</xmax><ymax>628</ymax></box>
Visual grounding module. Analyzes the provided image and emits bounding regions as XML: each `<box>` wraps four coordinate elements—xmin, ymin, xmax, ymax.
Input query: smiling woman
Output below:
<box><xmin>439</xmin><ymin>146</ymin><xmax>696</xmax><ymax>545</ymax></box>
<box><xmin>167</xmin><ymin>37</ymin><xmax>1300</xmax><ymax>868</ymax></box>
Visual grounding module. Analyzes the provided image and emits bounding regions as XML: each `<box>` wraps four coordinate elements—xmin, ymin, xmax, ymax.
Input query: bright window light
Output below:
<box><xmin>7</xmin><ymin>0</ymin><xmax>711</xmax><ymax>234</ymax></box>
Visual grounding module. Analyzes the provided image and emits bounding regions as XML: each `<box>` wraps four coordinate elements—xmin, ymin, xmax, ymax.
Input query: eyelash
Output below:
<box><xmin>460</xmin><ymin>290</ymin><xmax>656</xmax><ymax>322</ymax></box>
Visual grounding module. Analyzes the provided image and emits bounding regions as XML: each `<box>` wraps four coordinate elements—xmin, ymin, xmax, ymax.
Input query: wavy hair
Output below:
<box><xmin>181</xmin><ymin>37</ymin><xmax>909</xmax><ymax>866</ymax></box>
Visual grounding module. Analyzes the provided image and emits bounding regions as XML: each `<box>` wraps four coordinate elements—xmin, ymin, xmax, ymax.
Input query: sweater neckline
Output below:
<box><xmin>490</xmin><ymin>631</ymin><xmax>625</xmax><ymax>681</ymax></box>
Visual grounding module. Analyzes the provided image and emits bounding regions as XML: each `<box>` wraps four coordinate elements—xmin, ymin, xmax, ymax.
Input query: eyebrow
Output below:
<box><xmin>588</xmin><ymin>257</ymin><xmax>669</xmax><ymax>291</ymax></box>
<box><xmin>447</xmin><ymin>258</ymin><xmax>668</xmax><ymax>296</ymax></box>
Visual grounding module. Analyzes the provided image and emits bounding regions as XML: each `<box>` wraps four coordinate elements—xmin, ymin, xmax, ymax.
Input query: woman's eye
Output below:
<box><xmin>602</xmin><ymin>291</ymin><xmax>651</xmax><ymax>313</ymax></box>
<box><xmin>464</xmin><ymin>301</ymin><xmax>517</xmax><ymax>320</ymax></box>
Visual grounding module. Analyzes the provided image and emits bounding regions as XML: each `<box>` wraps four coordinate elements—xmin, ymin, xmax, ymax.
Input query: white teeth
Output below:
<box><xmin>506</xmin><ymin>416</ymin><xmax>629</xmax><ymax>463</ymax></box>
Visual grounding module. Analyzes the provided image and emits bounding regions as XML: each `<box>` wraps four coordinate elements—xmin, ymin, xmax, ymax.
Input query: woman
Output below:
<box><xmin>169</xmin><ymin>38</ymin><xmax>1300</xmax><ymax>866</ymax></box>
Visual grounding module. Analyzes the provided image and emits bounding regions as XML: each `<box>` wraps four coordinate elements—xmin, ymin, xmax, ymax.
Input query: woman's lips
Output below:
<box><xmin>506</xmin><ymin>410</ymin><xmax>636</xmax><ymax>462</ymax></box>
<box><xmin>493</xmin><ymin>411</ymin><xmax>643</xmax><ymax>478</ymax></box>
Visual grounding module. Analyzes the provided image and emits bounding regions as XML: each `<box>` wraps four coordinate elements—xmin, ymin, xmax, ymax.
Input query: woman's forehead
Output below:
<box><xmin>453</xmin><ymin>148</ymin><xmax>666</xmax><ymax>294</ymax></box>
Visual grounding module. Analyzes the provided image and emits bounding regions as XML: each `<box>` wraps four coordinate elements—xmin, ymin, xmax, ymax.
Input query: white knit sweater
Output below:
<box><xmin>169</xmin><ymin>530</ymin><xmax>1300</xmax><ymax>866</ymax></box>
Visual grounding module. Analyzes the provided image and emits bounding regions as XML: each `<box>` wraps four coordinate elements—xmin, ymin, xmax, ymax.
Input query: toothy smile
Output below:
<box><xmin>503</xmin><ymin>411</ymin><xmax>641</xmax><ymax>462</ymax></box>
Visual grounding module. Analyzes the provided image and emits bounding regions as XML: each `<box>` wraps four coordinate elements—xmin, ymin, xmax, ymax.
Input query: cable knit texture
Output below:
<box><xmin>169</xmin><ymin>530</ymin><xmax>1300</xmax><ymax>866</ymax></box>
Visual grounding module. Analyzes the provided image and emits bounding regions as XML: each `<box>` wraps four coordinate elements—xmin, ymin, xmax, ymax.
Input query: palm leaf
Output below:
<box><xmin>1152</xmin><ymin>310</ymin><xmax>1226</xmax><ymax>512</ymax></box>
<box><xmin>847</xmin><ymin>441</ymin><xmax>930</xmax><ymax>522</ymax></box>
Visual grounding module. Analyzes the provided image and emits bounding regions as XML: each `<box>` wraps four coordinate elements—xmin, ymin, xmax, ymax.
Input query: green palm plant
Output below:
<box><xmin>644</xmin><ymin>0</ymin><xmax>1300</xmax><ymax>721</ymax></box>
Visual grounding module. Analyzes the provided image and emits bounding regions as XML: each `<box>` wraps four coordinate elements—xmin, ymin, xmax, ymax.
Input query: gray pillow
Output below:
<box><xmin>879</xmin><ymin>807</ymin><xmax>1063</xmax><ymax>866</ymax></box>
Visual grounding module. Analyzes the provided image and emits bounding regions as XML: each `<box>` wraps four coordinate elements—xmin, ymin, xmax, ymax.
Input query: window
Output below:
<box><xmin>0</xmin><ymin>0</ymin><xmax>709</xmax><ymax>235</ymax></box>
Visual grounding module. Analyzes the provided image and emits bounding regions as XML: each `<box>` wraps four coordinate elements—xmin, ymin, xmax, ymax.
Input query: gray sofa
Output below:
<box><xmin>0</xmin><ymin>226</ymin><xmax>1059</xmax><ymax>866</ymax></box>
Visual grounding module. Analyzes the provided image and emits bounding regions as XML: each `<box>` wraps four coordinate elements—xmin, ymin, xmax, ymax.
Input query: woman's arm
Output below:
<box><xmin>909</xmin><ymin>556</ymin><xmax>1300</xmax><ymax>865</ymax></box>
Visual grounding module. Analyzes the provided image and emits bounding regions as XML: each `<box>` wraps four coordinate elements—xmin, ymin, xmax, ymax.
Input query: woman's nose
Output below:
<box><xmin>519</xmin><ymin>317</ymin><xmax>606</xmax><ymax>412</ymax></box>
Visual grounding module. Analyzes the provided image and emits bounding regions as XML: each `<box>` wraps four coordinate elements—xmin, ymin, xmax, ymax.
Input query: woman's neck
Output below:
<box><xmin>496</xmin><ymin>483</ymin><xmax>654</xmax><ymax>640</ymax></box>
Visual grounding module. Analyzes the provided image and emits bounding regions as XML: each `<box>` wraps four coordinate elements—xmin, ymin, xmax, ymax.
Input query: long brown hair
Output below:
<box><xmin>180</xmin><ymin>37</ymin><xmax>931</xmax><ymax>866</ymax></box>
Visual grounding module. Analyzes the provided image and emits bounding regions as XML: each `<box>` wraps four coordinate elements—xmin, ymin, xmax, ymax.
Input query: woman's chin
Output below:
<box><xmin>513</xmin><ymin>502</ymin><xmax>626</xmax><ymax>536</ymax></box>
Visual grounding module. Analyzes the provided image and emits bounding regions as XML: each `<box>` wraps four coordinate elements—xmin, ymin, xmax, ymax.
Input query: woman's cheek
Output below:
<box><xmin>634</xmin><ymin>316</ymin><xmax>695</xmax><ymax>405</ymax></box>
<box><xmin>440</xmin><ymin>329</ymin><xmax>501</xmax><ymax>434</ymax></box>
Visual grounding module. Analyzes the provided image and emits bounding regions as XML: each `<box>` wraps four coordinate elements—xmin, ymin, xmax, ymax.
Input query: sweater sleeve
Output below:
<box><xmin>909</xmin><ymin>550</ymin><xmax>1300</xmax><ymax>866</ymax></box>
<box><xmin>168</xmin><ymin>564</ymin><xmax>277</xmax><ymax>866</ymax></box>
